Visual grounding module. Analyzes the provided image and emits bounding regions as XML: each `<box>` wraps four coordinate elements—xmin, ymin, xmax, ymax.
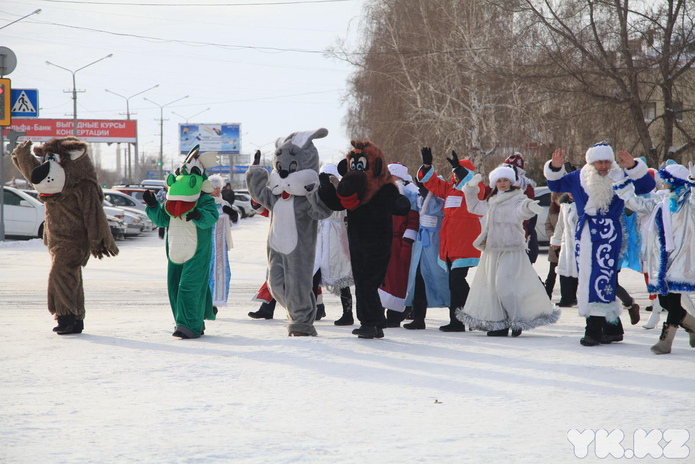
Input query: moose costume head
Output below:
<box><xmin>336</xmin><ymin>140</ymin><xmax>395</xmax><ymax>209</ymax></box>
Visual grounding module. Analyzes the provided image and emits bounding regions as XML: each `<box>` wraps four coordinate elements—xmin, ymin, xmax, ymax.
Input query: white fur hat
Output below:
<box><xmin>663</xmin><ymin>164</ymin><xmax>689</xmax><ymax>181</ymax></box>
<box><xmin>208</xmin><ymin>174</ymin><xmax>225</xmax><ymax>189</ymax></box>
<box><xmin>488</xmin><ymin>165</ymin><xmax>516</xmax><ymax>187</ymax></box>
<box><xmin>585</xmin><ymin>143</ymin><xmax>615</xmax><ymax>164</ymax></box>
<box><xmin>388</xmin><ymin>163</ymin><xmax>413</xmax><ymax>182</ymax></box>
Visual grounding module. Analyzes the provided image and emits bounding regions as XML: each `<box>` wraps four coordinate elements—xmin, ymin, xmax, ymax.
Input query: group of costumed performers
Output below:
<box><xmin>13</xmin><ymin>135</ymin><xmax>695</xmax><ymax>357</ymax></box>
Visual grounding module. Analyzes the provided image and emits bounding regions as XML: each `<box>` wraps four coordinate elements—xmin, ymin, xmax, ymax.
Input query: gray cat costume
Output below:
<box><xmin>246</xmin><ymin>128</ymin><xmax>333</xmax><ymax>336</ymax></box>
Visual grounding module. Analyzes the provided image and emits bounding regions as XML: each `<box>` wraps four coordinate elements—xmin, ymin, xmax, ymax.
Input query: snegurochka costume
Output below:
<box><xmin>145</xmin><ymin>146</ymin><xmax>219</xmax><ymax>339</ymax></box>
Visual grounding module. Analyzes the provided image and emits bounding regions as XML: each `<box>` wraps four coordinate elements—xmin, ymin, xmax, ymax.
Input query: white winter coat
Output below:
<box><xmin>462</xmin><ymin>186</ymin><xmax>538</xmax><ymax>251</ymax></box>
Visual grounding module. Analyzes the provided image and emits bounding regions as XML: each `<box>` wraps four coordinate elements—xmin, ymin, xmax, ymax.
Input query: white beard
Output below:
<box><xmin>580</xmin><ymin>163</ymin><xmax>618</xmax><ymax>214</ymax></box>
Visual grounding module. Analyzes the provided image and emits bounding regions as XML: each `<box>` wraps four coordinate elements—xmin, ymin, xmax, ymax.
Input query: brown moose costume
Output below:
<box><xmin>11</xmin><ymin>138</ymin><xmax>119</xmax><ymax>334</ymax></box>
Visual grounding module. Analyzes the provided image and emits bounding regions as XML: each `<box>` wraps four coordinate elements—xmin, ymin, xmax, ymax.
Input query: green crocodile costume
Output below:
<box><xmin>145</xmin><ymin>146</ymin><xmax>219</xmax><ymax>339</ymax></box>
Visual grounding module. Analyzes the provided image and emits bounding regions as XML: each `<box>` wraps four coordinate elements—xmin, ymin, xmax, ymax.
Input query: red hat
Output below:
<box><xmin>459</xmin><ymin>159</ymin><xmax>475</xmax><ymax>171</ymax></box>
<box><xmin>504</xmin><ymin>153</ymin><xmax>524</xmax><ymax>170</ymax></box>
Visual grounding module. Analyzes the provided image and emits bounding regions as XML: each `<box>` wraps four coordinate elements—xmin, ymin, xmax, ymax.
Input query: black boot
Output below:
<box><xmin>53</xmin><ymin>315</ymin><xmax>82</xmax><ymax>335</ymax></box>
<box><xmin>351</xmin><ymin>325</ymin><xmax>384</xmax><ymax>339</ymax></box>
<box><xmin>248</xmin><ymin>301</ymin><xmax>275</xmax><ymax>319</ymax></box>
<box><xmin>334</xmin><ymin>290</ymin><xmax>354</xmax><ymax>326</ymax></box>
<box><xmin>403</xmin><ymin>318</ymin><xmax>426</xmax><ymax>330</ymax></box>
<box><xmin>487</xmin><ymin>328</ymin><xmax>509</xmax><ymax>336</ymax></box>
<box><xmin>315</xmin><ymin>304</ymin><xmax>326</xmax><ymax>321</ymax></box>
<box><xmin>403</xmin><ymin>306</ymin><xmax>414</xmax><ymax>320</ymax></box>
<box><xmin>385</xmin><ymin>309</ymin><xmax>405</xmax><ymax>328</ymax></box>
<box><xmin>334</xmin><ymin>311</ymin><xmax>354</xmax><ymax>326</ymax></box>
<box><xmin>440</xmin><ymin>306</ymin><xmax>466</xmax><ymax>332</ymax></box>
<box><xmin>580</xmin><ymin>316</ymin><xmax>603</xmax><ymax>346</ymax></box>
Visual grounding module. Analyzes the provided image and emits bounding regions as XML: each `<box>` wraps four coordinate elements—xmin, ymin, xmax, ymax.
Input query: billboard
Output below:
<box><xmin>3</xmin><ymin>118</ymin><xmax>137</xmax><ymax>142</ymax></box>
<box><xmin>179</xmin><ymin>123</ymin><xmax>240</xmax><ymax>155</ymax></box>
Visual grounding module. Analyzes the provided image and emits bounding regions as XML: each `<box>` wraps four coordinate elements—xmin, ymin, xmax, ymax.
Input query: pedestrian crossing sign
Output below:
<box><xmin>11</xmin><ymin>88</ymin><xmax>39</xmax><ymax>118</ymax></box>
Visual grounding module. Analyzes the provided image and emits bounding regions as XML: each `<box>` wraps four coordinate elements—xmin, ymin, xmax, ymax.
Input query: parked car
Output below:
<box><xmin>102</xmin><ymin>189</ymin><xmax>147</xmax><ymax>211</ymax></box>
<box><xmin>122</xmin><ymin>211</ymin><xmax>145</xmax><ymax>237</ymax></box>
<box><xmin>534</xmin><ymin>186</ymin><xmax>551</xmax><ymax>245</ymax></box>
<box><xmin>104</xmin><ymin>200</ymin><xmax>154</xmax><ymax>232</ymax></box>
<box><xmin>110</xmin><ymin>186</ymin><xmax>151</xmax><ymax>206</ymax></box>
<box><xmin>106</xmin><ymin>214</ymin><xmax>127</xmax><ymax>240</ymax></box>
<box><xmin>2</xmin><ymin>186</ymin><xmax>45</xmax><ymax>239</ymax></box>
<box><xmin>140</xmin><ymin>179</ymin><xmax>167</xmax><ymax>190</ymax></box>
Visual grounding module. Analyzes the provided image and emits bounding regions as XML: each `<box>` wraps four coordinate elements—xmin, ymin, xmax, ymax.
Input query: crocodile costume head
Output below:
<box><xmin>165</xmin><ymin>145</ymin><xmax>218</xmax><ymax>218</ymax></box>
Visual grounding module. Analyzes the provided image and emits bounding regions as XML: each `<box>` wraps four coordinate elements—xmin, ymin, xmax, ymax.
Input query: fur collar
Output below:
<box><xmin>488</xmin><ymin>187</ymin><xmax>523</xmax><ymax>205</ymax></box>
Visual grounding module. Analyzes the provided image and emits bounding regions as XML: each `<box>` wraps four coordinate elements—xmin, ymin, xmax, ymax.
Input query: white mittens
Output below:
<box><xmin>467</xmin><ymin>173</ymin><xmax>483</xmax><ymax>188</ymax></box>
<box><xmin>528</xmin><ymin>200</ymin><xmax>544</xmax><ymax>215</ymax></box>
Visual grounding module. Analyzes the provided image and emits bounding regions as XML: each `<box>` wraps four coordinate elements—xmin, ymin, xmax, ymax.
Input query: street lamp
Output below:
<box><xmin>0</xmin><ymin>9</ymin><xmax>41</xmax><ymax>31</ymax></box>
<box><xmin>172</xmin><ymin>107</ymin><xmax>210</xmax><ymax>124</ymax></box>
<box><xmin>46</xmin><ymin>54</ymin><xmax>113</xmax><ymax>136</ymax></box>
<box><xmin>105</xmin><ymin>84</ymin><xmax>159</xmax><ymax>181</ymax></box>
<box><xmin>144</xmin><ymin>95</ymin><xmax>189</xmax><ymax>179</ymax></box>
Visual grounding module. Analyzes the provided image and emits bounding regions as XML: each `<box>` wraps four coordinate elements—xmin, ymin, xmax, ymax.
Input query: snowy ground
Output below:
<box><xmin>1</xmin><ymin>217</ymin><xmax>693</xmax><ymax>464</ymax></box>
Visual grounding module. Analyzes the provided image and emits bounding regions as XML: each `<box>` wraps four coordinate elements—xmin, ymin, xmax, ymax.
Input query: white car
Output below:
<box><xmin>2</xmin><ymin>187</ymin><xmax>45</xmax><ymax>239</ymax></box>
<box><xmin>102</xmin><ymin>189</ymin><xmax>147</xmax><ymax>212</ymax></box>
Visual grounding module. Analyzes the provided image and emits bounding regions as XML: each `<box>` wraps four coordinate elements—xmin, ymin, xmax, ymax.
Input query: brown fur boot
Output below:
<box><xmin>651</xmin><ymin>323</ymin><xmax>678</xmax><ymax>355</ymax></box>
<box><xmin>679</xmin><ymin>312</ymin><xmax>695</xmax><ymax>348</ymax></box>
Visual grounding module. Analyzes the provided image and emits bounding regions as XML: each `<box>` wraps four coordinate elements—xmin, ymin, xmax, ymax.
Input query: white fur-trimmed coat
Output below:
<box><xmin>462</xmin><ymin>186</ymin><xmax>538</xmax><ymax>252</ymax></box>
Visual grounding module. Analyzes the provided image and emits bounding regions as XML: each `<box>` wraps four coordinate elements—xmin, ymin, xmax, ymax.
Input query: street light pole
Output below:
<box><xmin>144</xmin><ymin>95</ymin><xmax>189</xmax><ymax>179</ymax></box>
<box><xmin>171</xmin><ymin>107</ymin><xmax>211</xmax><ymax>124</ymax></box>
<box><xmin>46</xmin><ymin>54</ymin><xmax>113</xmax><ymax>136</ymax></box>
<box><xmin>105</xmin><ymin>84</ymin><xmax>159</xmax><ymax>181</ymax></box>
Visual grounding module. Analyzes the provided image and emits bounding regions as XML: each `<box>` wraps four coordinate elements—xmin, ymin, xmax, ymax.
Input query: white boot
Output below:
<box><xmin>651</xmin><ymin>323</ymin><xmax>678</xmax><ymax>355</ymax></box>
<box><xmin>643</xmin><ymin>299</ymin><xmax>662</xmax><ymax>329</ymax></box>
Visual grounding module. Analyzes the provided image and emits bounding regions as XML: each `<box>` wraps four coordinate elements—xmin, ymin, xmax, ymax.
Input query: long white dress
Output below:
<box><xmin>457</xmin><ymin>187</ymin><xmax>561</xmax><ymax>331</ymax></box>
<box><xmin>209</xmin><ymin>196</ymin><xmax>235</xmax><ymax>307</ymax></box>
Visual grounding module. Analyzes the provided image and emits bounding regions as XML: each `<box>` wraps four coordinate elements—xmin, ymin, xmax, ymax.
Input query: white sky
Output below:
<box><xmin>1</xmin><ymin>0</ymin><xmax>367</xmax><ymax>174</ymax></box>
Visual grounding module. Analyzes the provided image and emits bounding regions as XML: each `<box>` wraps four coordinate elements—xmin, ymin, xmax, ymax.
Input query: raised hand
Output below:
<box><xmin>421</xmin><ymin>147</ymin><xmax>433</xmax><ymax>166</ymax></box>
<box><xmin>143</xmin><ymin>189</ymin><xmax>158</xmax><ymax>207</ymax></box>
<box><xmin>551</xmin><ymin>149</ymin><xmax>565</xmax><ymax>169</ymax></box>
<box><xmin>467</xmin><ymin>173</ymin><xmax>483</xmax><ymax>187</ymax></box>
<box><xmin>616</xmin><ymin>150</ymin><xmax>636</xmax><ymax>169</ymax></box>
<box><xmin>446</xmin><ymin>150</ymin><xmax>460</xmax><ymax>169</ymax></box>
<box><xmin>252</xmin><ymin>150</ymin><xmax>261</xmax><ymax>166</ymax></box>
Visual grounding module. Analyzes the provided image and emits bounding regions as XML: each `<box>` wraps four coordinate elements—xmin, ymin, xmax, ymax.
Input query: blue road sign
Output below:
<box><xmin>11</xmin><ymin>89</ymin><xmax>39</xmax><ymax>117</ymax></box>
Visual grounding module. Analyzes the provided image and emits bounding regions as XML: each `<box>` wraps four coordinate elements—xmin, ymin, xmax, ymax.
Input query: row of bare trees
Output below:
<box><xmin>335</xmin><ymin>0</ymin><xmax>695</xmax><ymax>177</ymax></box>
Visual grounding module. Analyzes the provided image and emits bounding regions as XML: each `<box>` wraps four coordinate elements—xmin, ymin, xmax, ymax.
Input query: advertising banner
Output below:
<box><xmin>3</xmin><ymin>118</ymin><xmax>137</xmax><ymax>142</ymax></box>
<box><xmin>179</xmin><ymin>123</ymin><xmax>240</xmax><ymax>155</ymax></box>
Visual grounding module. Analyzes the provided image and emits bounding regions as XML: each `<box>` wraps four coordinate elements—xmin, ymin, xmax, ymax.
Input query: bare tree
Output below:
<box><xmin>510</xmin><ymin>0</ymin><xmax>695</xmax><ymax>165</ymax></box>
